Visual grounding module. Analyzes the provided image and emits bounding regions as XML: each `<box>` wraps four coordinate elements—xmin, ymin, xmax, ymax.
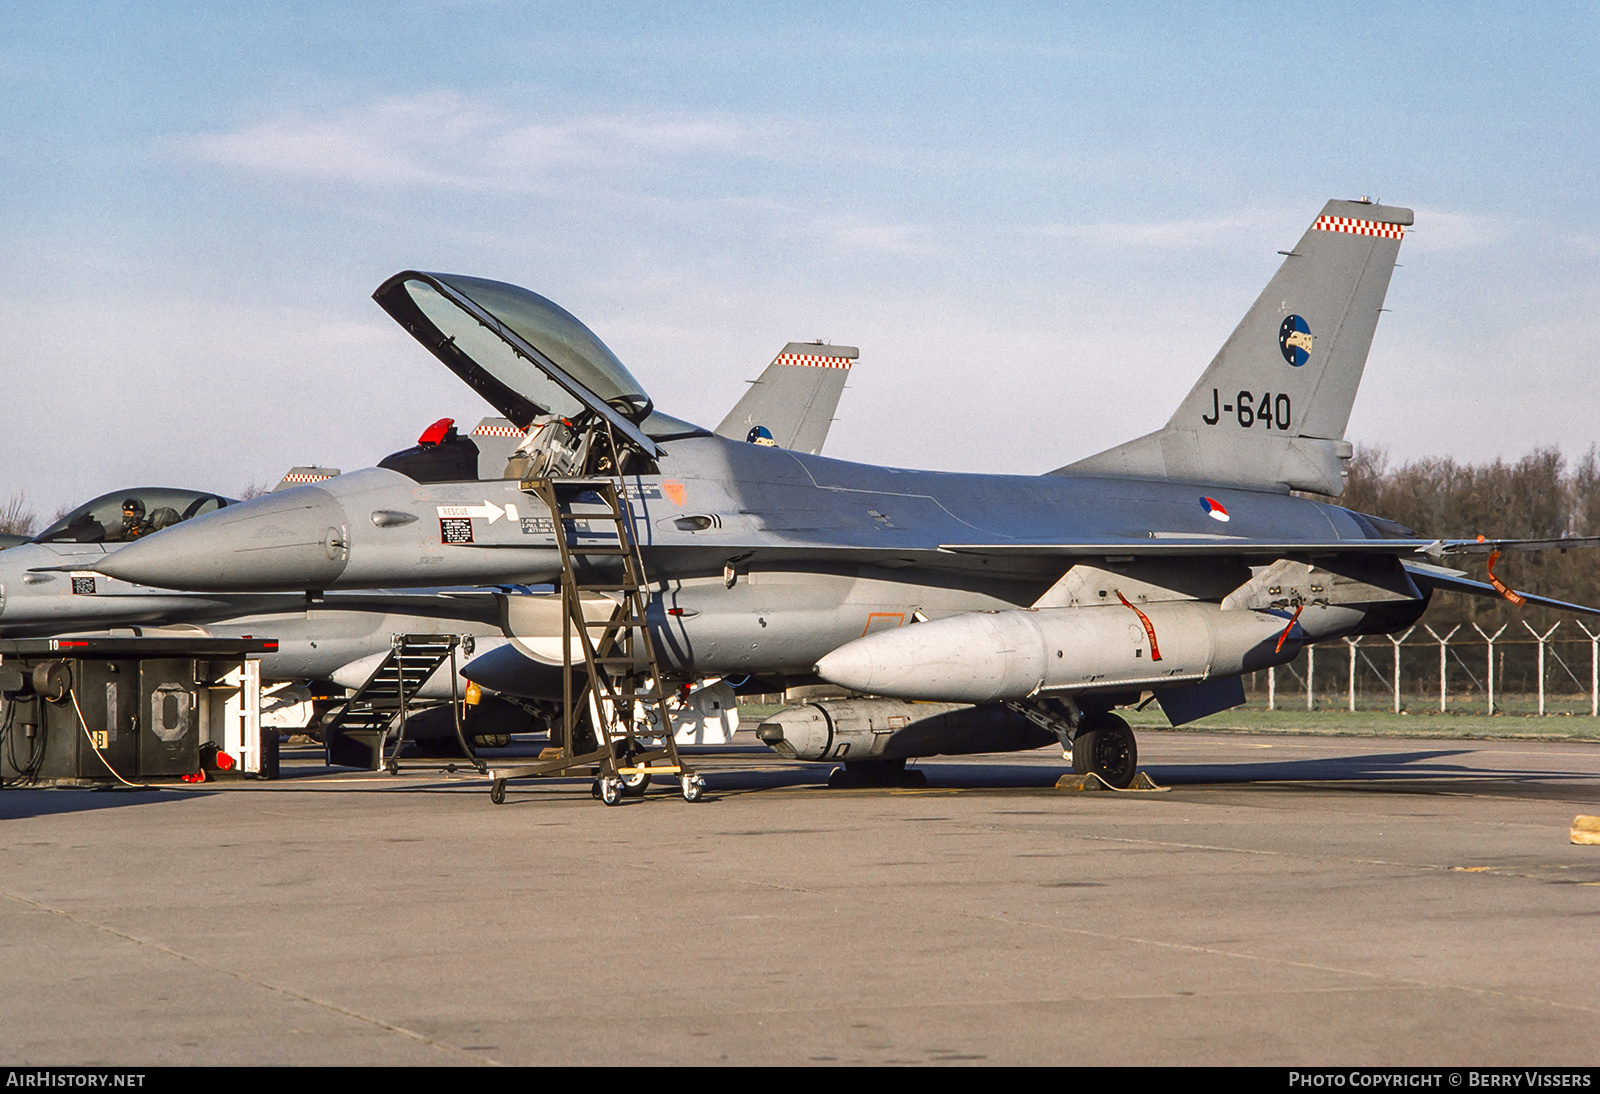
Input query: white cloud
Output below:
<box><xmin>182</xmin><ymin>91</ymin><xmax>780</xmax><ymax>192</ymax></box>
<box><xmin>1035</xmin><ymin>214</ymin><xmax>1263</xmax><ymax>248</ymax></box>
<box><xmin>1401</xmin><ymin>208</ymin><xmax>1508</xmax><ymax>253</ymax></box>
<box><xmin>811</xmin><ymin>213</ymin><xmax>940</xmax><ymax>256</ymax></box>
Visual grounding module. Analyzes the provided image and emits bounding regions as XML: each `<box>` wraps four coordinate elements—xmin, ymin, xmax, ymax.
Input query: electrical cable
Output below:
<box><xmin>69</xmin><ymin>686</ymin><xmax>145</xmax><ymax>788</ymax></box>
<box><xmin>2</xmin><ymin>693</ymin><xmax>45</xmax><ymax>787</ymax></box>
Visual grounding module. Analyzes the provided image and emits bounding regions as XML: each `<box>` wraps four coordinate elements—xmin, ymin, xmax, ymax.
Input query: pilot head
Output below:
<box><xmin>120</xmin><ymin>498</ymin><xmax>146</xmax><ymax>535</ymax></box>
<box><xmin>747</xmin><ymin>425</ymin><xmax>777</xmax><ymax>448</ymax></box>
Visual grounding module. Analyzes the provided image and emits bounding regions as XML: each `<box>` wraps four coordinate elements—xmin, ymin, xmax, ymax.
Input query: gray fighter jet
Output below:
<box><xmin>91</xmin><ymin>199</ymin><xmax>1600</xmax><ymax>787</ymax></box>
<box><xmin>7</xmin><ymin>346</ymin><xmax>851</xmax><ymax>645</ymax></box>
<box><xmin>8</xmin><ymin>354</ymin><xmax>850</xmax><ymax>755</ymax></box>
<box><xmin>1</xmin><ymin>487</ymin><xmax>245</xmax><ymax>635</ymax></box>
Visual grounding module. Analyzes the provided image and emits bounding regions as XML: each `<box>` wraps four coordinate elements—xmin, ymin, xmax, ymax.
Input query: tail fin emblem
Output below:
<box><xmin>1278</xmin><ymin>315</ymin><xmax>1313</xmax><ymax>366</ymax></box>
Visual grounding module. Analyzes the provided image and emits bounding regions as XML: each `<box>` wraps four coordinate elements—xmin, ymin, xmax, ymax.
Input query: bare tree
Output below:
<box><xmin>0</xmin><ymin>491</ymin><xmax>38</xmax><ymax>537</ymax></box>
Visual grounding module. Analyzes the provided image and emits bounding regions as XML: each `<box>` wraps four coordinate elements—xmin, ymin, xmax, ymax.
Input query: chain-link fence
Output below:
<box><xmin>1245</xmin><ymin>622</ymin><xmax>1600</xmax><ymax>715</ymax></box>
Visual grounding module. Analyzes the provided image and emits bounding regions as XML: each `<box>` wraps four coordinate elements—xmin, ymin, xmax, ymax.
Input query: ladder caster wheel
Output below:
<box><xmin>591</xmin><ymin>779</ymin><xmax>603</xmax><ymax>800</ymax></box>
<box><xmin>681</xmin><ymin>774</ymin><xmax>705</xmax><ymax>803</ymax></box>
<box><xmin>490</xmin><ymin>780</ymin><xmax>505</xmax><ymax>805</ymax></box>
<box><xmin>600</xmin><ymin>776</ymin><xmax>624</xmax><ymax>806</ymax></box>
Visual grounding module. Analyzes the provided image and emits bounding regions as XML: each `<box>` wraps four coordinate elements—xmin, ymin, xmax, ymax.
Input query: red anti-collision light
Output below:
<box><xmin>261</xmin><ymin>641</ymin><xmax>279</xmax><ymax>651</ymax></box>
<box><xmin>417</xmin><ymin>417</ymin><xmax>455</xmax><ymax>445</ymax></box>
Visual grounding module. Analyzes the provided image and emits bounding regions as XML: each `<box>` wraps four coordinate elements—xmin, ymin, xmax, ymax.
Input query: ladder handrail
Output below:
<box><xmin>505</xmin><ymin>434</ymin><xmax>695</xmax><ymax>800</ymax></box>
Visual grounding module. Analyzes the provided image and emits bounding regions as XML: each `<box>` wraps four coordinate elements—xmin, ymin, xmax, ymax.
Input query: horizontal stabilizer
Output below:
<box><xmin>1403</xmin><ymin>561</ymin><xmax>1600</xmax><ymax>616</ymax></box>
<box><xmin>716</xmin><ymin>342</ymin><xmax>857</xmax><ymax>455</ymax></box>
<box><xmin>1061</xmin><ymin>199</ymin><xmax>1412</xmax><ymax>497</ymax></box>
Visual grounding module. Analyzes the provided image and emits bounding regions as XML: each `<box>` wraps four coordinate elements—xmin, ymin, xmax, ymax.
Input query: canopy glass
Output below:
<box><xmin>34</xmin><ymin>489</ymin><xmax>233</xmax><ymax>545</ymax></box>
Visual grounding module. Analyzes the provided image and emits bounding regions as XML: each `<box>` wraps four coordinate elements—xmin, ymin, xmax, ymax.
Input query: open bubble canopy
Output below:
<box><xmin>374</xmin><ymin>272</ymin><xmax>706</xmax><ymax>449</ymax></box>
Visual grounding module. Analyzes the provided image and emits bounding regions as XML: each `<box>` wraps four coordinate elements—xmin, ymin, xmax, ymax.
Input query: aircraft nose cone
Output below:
<box><xmin>95</xmin><ymin>486</ymin><xmax>352</xmax><ymax>592</ymax></box>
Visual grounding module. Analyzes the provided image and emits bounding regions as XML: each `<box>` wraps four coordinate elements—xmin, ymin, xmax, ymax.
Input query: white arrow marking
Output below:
<box><xmin>436</xmin><ymin>501</ymin><xmax>505</xmax><ymax>524</ymax></box>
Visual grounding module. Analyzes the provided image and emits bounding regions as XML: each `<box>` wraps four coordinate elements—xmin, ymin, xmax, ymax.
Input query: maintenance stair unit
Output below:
<box><xmin>323</xmin><ymin>634</ymin><xmax>481</xmax><ymax>774</ymax></box>
<box><xmin>486</xmin><ymin>476</ymin><xmax>704</xmax><ymax>806</ymax></box>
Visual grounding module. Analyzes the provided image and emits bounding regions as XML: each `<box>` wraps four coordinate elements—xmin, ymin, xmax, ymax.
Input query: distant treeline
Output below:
<box><xmin>1336</xmin><ymin>445</ymin><xmax>1600</xmax><ymax>634</ymax></box>
<box><xmin>1269</xmin><ymin>446</ymin><xmax>1600</xmax><ymax>701</ymax></box>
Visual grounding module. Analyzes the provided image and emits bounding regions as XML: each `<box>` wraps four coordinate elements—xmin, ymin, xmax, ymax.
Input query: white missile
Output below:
<box><xmin>814</xmin><ymin>601</ymin><xmax>1298</xmax><ymax>703</ymax></box>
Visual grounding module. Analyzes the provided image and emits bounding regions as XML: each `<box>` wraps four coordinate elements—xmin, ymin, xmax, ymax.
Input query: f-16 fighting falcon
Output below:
<box><xmin>8</xmin><ymin>356</ymin><xmax>852</xmax><ymax>766</ymax></box>
<box><xmin>87</xmin><ymin>198</ymin><xmax>1600</xmax><ymax>791</ymax></box>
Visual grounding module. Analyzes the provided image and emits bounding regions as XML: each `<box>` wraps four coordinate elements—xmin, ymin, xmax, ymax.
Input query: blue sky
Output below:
<box><xmin>3</xmin><ymin>2</ymin><xmax>1597</xmax><ymax>518</ymax></box>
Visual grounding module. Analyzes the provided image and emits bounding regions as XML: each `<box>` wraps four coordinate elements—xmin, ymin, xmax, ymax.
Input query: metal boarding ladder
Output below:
<box><xmin>323</xmin><ymin>634</ymin><xmax>481</xmax><ymax>774</ymax></box>
<box><xmin>485</xmin><ymin>475</ymin><xmax>705</xmax><ymax>805</ymax></box>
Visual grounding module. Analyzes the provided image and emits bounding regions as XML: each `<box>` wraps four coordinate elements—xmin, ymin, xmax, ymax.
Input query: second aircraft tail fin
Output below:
<box><xmin>1061</xmin><ymin>198</ymin><xmax>1412</xmax><ymax>496</ymax></box>
<box><xmin>715</xmin><ymin>342</ymin><xmax>857</xmax><ymax>455</ymax></box>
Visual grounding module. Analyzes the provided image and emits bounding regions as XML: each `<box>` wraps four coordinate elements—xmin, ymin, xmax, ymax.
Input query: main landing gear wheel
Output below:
<box><xmin>1071</xmin><ymin>713</ymin><xmax>1138</xmax><ymax>789</ymax></box>
<box><xmin>621</xmin><ymin>769</ymin><xmax>652</xmax><ymax>797</ymax></box>
<box><xmin>490</xmin><ymin>779</ymin><xmax>506</xmax><ymax>805</ymax></box>
<box><xmin>599</xmin><ymin>776</ymin><xmax>625</xmax><ymax>806</ymax></box>
<box><xmin>681</xmin><ymin>774</ymin><xmax>705</xmax><ymax>802</ymax></box>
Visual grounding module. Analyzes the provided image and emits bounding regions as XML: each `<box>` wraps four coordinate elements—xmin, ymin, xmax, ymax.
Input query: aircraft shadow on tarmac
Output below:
<box><xmin>1144</xmin><ymin>747</ymin><xmax>1597</xmax><ymax>788</ymax></box>
<box><xmin>0</xmin><ymin>787</ymin><xmax>213</xmax><ymax>820</ymax></box>
<box><xmin>687</xmin><ymin>747</ymin><xmax>1600</xmax><ymax>796</ymax></box>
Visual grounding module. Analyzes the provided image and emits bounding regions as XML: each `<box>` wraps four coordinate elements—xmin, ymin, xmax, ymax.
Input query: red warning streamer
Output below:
<box><xmin>1116</xmin><ymin>592</ymin><xmax>1163</xmax><ymax>661</ymax></box>
<box><xmin>1275</xmin><ymin>601</ymin><xmax>1305</xmax><ymax>654</ymax></box>
<box><xmin>1484</xmin><ymin>548</ymin><xmax>1527</xmax><ymax>607</ymax></box>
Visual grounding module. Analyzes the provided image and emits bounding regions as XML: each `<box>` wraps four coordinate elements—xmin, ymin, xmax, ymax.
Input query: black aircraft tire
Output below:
<box><xmin>1072</xmin><ymin>714</ymin><xmax>1138</xmax><ymax>789</ymax></box>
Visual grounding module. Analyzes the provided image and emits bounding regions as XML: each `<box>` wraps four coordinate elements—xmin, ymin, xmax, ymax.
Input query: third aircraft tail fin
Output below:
<box><xmin>271</xmin><ymin>467</ymin><xmax>341</xmax><ymax>493</ymax></box>
<box><xmin>1061</xmin><ymin>198</ymin><xmax>1412</xmax><ymax>496</ymax></box>
<box><xmin>715</xmin><ymin>342</ymin><xmax>857</xmax><ymax>455</ymax></box>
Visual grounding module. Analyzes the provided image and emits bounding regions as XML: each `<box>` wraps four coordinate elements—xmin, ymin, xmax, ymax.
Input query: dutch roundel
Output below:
<box><xmin>1200</xmin><ymin>496</ymin><xmax>1230</xmax><ymax>522</ymax></box>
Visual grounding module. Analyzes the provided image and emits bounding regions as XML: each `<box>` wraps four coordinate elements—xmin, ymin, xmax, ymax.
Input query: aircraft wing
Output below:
<box><xmin>1430</xmin><ymin>536</ymin><xmax>1600</xmax><ymax>556</ymax></box>
<box><xmin>939</xmin><ymin>534</ymin><xmax>1600</xmax><ymax>563</ymax></box>
<box><xmin>936</xmin><ymin>538</ymin><xmax>1437</xmax><ymax>559</ymax></box>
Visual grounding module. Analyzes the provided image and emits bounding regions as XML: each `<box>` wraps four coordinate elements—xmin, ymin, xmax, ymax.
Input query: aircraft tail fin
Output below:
<box><xmin>469</xmin><ymin>416</ymin><xmax>527</xmax><ymax>480</ymax></box>
<box><xmin>715</xmin><ymin>342</ymin><xmax>857</xmax><ymax>455</ymax></box>
<box><xmin>271</xmin><ymin>467</ymin><xmax>341</xmax><ymax>493</ymax></box>
<box><xmin>1061</xmin><ymin>198</ymin><xmax>1412</xmax><ymax>496</ymax></box>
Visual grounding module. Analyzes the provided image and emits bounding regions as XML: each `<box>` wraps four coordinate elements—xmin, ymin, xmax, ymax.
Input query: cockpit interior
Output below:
<box><xmin>32</xmin><ymin>489</ymin><xmax>235</xmax><ymax>545</ymax></box>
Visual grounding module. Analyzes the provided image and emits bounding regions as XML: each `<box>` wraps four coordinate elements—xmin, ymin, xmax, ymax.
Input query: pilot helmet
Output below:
<box><xmin>121</xmin><ymin>498</ymin><xmax>146</xmax><ymax>517</ymax></box>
